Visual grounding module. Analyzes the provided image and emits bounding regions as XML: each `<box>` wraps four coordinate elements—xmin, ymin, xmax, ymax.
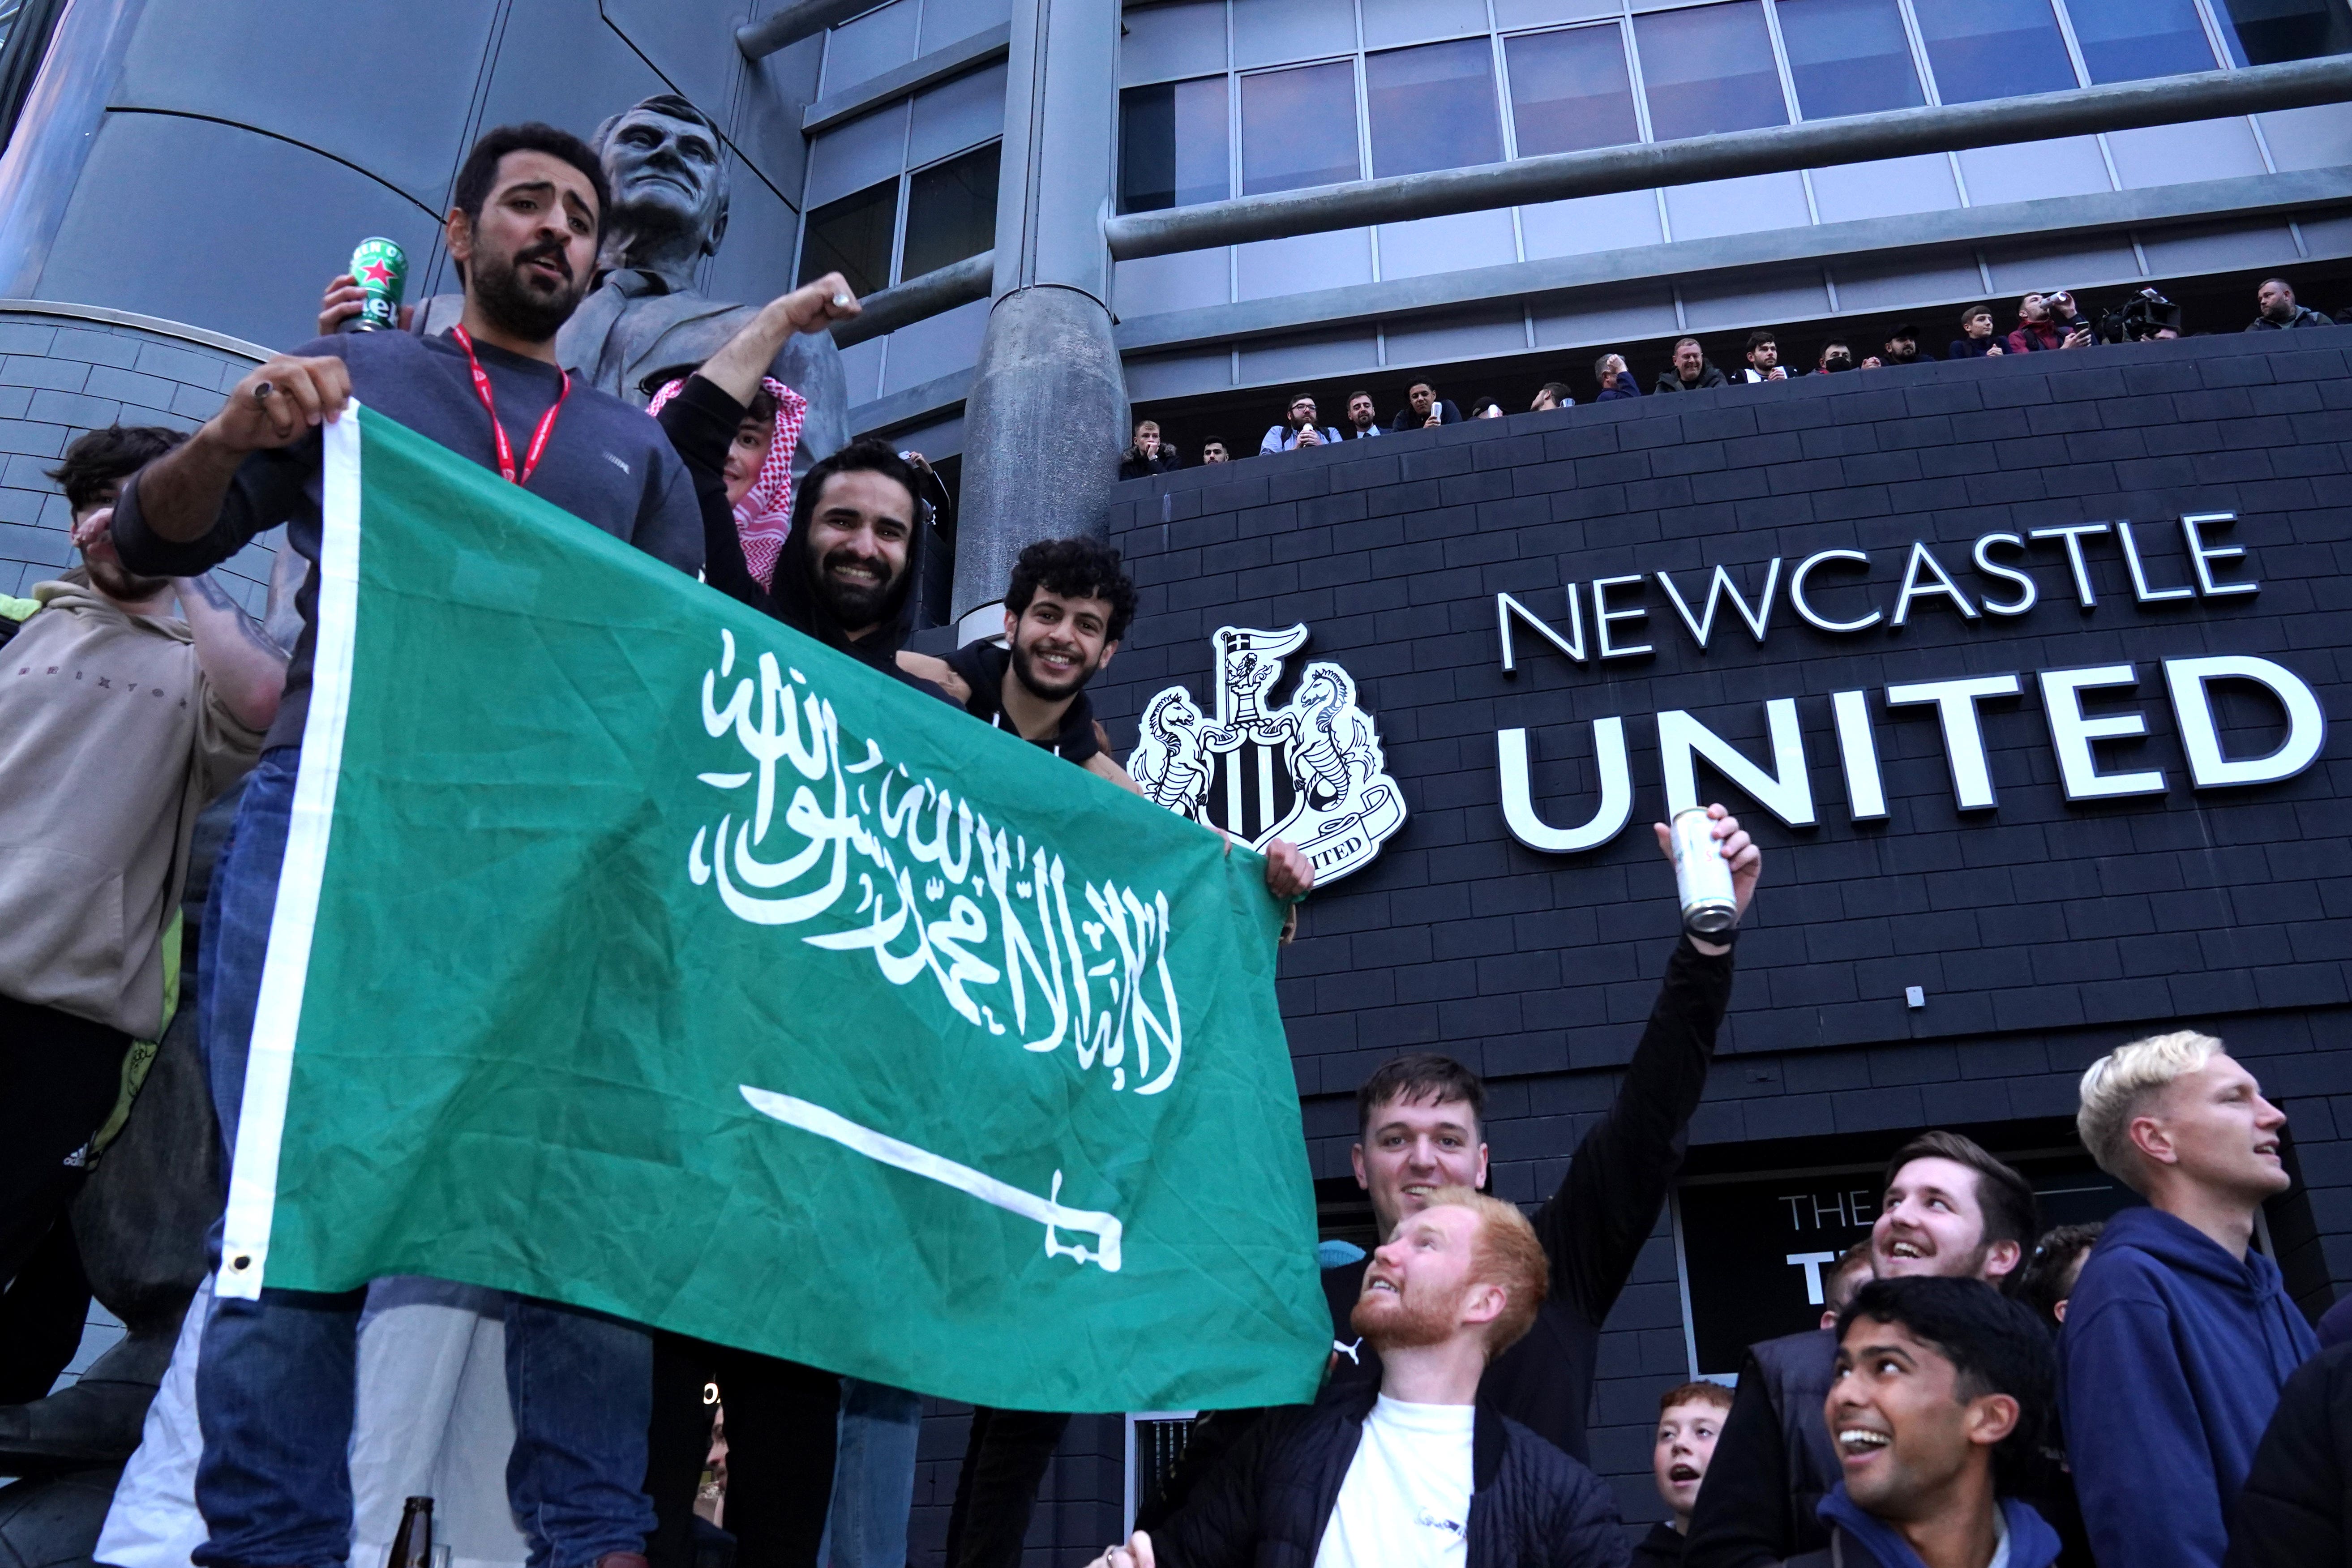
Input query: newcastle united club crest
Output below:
<box><xmin>1130</xmin><ymin>625</ymin><xmax>1406</xmax><ymax>887</ymax></box>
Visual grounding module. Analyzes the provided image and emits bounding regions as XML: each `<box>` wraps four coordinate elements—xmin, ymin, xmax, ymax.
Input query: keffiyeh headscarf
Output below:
<box><xmin>648</xmin><ymin>374</ymin><xmax>808</xmax><ymax>591</ymax></box>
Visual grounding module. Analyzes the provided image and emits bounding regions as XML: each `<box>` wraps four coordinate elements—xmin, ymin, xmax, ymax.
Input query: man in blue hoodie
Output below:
<box><xmin>1793</xmin><ymin>1277</ymin><xmax>2063</xmax><ymax>1568</ymax></box>
<box><xmin>2063</xmin><ymin>1030</ymin><xmax>2318</xmax><ymax>1568</ymax></box>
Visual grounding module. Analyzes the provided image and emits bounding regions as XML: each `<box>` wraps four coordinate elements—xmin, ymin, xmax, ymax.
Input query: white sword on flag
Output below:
<box><xmin>739</xmin><ymin>1084</ymin><xmax>1123</xmax><ymax>1272</ymax></box>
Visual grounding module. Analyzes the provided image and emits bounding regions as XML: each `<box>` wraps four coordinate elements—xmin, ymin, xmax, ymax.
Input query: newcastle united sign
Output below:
<box><xmin>1495</xmin><ymin>511</ymin><xmax>2327</xmax><ymax>851</ymax></box>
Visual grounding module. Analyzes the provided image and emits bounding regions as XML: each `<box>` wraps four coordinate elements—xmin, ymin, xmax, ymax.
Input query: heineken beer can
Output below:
<box><xmin>348</xmin><ymin>238</ymin><xmax>407</xmax><ymax>332</ymax></box>
<box><xmin>1668</xmin><ymin>808</ymin><xmax>1737</xmax><ymax>937</ymax></box>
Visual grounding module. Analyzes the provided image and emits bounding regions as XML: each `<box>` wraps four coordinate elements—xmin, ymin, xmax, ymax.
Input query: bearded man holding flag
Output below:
<box><xmin>109</xmin><ymin>111</ymin><xmax>1330</xmax><ymax>1568</ymax></box>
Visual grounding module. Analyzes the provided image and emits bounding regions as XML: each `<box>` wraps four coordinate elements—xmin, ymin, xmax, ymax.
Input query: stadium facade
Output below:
<box><xmin>0</xmin><ymin>0</ymin><xmax>2349</xmax><ymax>1554</ymax></box>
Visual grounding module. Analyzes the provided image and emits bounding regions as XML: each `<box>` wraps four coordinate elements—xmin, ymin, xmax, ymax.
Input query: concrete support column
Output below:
<box><xmin>949</xmin><ymin>0</ymin><xmax>1127</xmax><ymax>641</ymax></box>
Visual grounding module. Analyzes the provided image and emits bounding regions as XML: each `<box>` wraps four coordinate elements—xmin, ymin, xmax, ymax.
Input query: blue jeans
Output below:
<box><xmin>822</xmin><ymin>1380</ymin><xmax>923</xmax><ymax>1568</ymax></box>
<box><xmin>193</xmin><ymin>749</ymin><xmax>657</xmax><ymax>1568</ymax></box>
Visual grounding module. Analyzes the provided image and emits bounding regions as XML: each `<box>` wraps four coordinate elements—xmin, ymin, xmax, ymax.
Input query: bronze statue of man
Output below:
<box><xmin>422</xmin><ymin>93</ymin><xmax>849</xmax><ymax>473</ymax></box>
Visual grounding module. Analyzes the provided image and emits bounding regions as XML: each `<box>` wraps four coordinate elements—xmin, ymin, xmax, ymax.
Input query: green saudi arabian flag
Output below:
<box><xmin>217</xmin><ymin>404</ymin><xmax>1329</xmax><ymax>1413</ymax></box>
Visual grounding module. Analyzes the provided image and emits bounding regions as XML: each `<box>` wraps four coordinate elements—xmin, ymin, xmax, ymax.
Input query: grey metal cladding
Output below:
<box><xmin>470</xmin><ymin>0</ymin><xmax>669</xmax><ymax>144</ymax></box>
<box><xmin>701</xmin><ymin>147</ymin><xmax>805</xmax><ymax>312</ymax></box>
<box><xmin>805</xmin><ymin>99</ymin><xmax>910</xmax><ymax>210</ymax></box>
<box><xmin>598</xmin><ymin>0</ymin><xmax>746</xmax><ymax>120</ymax></box>
<box><xmin>37</xmin><ymin>115</ymin><xmax>444</xmax><ymax>351</ymax></box>
<box><xmin>733</xmin><ymin>30</ymin><xmax>826</xmax><ymax>208</ymax></box>
<box><xmin>803</xmin><ymin>21</ymin><xmax>1010</xmax><ymax>136</ymax></box>
<box><xmin>111</xmin><ymin>0</ymin><xmax>494</xmax><ymax>210</ymax></box>
<box><xmin>905</xmin><ymin>60</ymin><xmax>1008</xmax><ymax>170</ymax></box>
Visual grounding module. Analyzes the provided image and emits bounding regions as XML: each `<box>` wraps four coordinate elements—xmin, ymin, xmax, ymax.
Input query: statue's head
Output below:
<box><xmin>591</xmin><ymin>93</ymin><xmax>730</xmax><ymax>261</ymax></box>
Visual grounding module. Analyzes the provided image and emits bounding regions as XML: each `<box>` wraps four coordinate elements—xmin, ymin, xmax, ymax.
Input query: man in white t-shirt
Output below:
<box><xmin>1087</xmin><ymin>1189</ymin><xmax>1629</xmax><ymax>1568</ymax></box>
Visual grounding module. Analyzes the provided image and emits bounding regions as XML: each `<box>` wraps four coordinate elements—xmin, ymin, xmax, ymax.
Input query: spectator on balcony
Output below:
<box><xmin>1388</xmin><ymin>380</ymin><xmax>1461</xmax><ymax>431</ymax></box>
<box><xmin>2247</xmin><ymin>277</ymin><xmax>2333</xmax><ymax>331</ymax></box>
<box><xmin>1654</xmin><ymin>338</ymin><xmax>1728</xmax><ymax>394</ymax></box>
<box><xmin>1530</xmin><ymin>382</ymin><xmax>1576</xmax><ymax>412</ymax></box>
<box><xmin>1341</xmin><ymin>389</ymin><xmax>1384</xmax><ymax>440</ymax></box>
<box><xmin>1734</xmin><ymin>331</ymin><xmax>1786</xmax><ymax>384</ymax></box>
<box><xmin>1811</xmin><ymin>338</ymin><xmax>1860</xmax><ymax>374</ymax></box>
<box><xmin>1119</xmin><ymin>419</ymin><xmax>1181</xmax><ymax>480</ymax></box>
<box><xmin>1948</xmin><ymin>307</ymin><xmax>2006</xmax><ymax>360</ymax></box>
<box><xmin>1200</xmin><ymin>441</ymin><xmax>1230</xmax><ymax>465</ymax></box>
<box><xmin>2007</xmin><ymin>292</ymin><xmax>2092</xmax><ymax>354</ymax></box>
<box><xmin>1470</xmin><ymin>397</ymin><xmax>1504</xmax><ymax>419</ymax></box>
<box><xmin>1594</xmin><ymin>353</ymin><xmax>1642</xmax><ymax>401</ymax></box>
<box><xmin>1878</xmin><ymin>324</ymin><xmax>1932</xmax><ymax>366</ymax></box>
<box><xmin>1259</xmin><ymin>393</ymin><xmax>1340</xmax><ymax>455</ymax></box>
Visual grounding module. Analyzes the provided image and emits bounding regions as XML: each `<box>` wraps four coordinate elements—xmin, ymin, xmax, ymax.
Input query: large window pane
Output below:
<box><xmin>1120</xmin><ymin>77</ymin><xmax>1231</xmax><ymax>212</ymax></box>
<box><xmin>799</xmin><ymin>179</ymin><xmax>896</xmax><ymax>297</ymax></box>
<box><xmin>1240</xmin><ymin>60</ymin><xmax>1361</xmax><ymax>193</ymax></box>
<box><xmin>1633</xmin><ymin>3</ymin><xmax>1788</xmax><ymax>140</ymax></box>
<box><xmin>1777</xmin><ymin>0</ymin><xmax>1925</xmax><ymax>117</ymax></box>
<box><xmin>1913</xmin><ymin>0</ymin><xmax>2078</xmax><ymax>101</ymax></box>
<box><xmin>1366</xmin><ymin>39</ymin><xmax>1504</xmax><ymax>176</ymax></box>
<box><xmin>1505</xmin><ymin>25</ymin><xmax>1641</xmax><ymax>155</ymax></box>
<box><xmin>901</xmin><ymin>141</ymin><xmax>999</xmax><ymax>281</ymax></box>
<box><xmin>2213</xmin><ymin>0</ymin><xmax>2352</xmax><ymax>64</ymax></box>
<box><xmin>2064</xmin><ymin>0</ymin><xmax>2218</xmax><ymax>79</ymax></box>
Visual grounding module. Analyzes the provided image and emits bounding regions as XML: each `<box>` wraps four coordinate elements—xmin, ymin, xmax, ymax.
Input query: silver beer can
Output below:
<box><xmin>1669</xmin><ymin>807</ymin><xmax>1737</xmax><ymax>937</ymax></box>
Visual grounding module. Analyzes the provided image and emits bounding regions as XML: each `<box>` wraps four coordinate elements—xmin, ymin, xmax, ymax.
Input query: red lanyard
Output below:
<box><xmin>451</xmin><ymin>325</ymin><xmax>570</xmax><ymax>488</ymax></box>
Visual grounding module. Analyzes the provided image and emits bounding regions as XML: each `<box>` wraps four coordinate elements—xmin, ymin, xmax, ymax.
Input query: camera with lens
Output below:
<box><xmin>2097</xmin><ymin>287</ymin><xmax>2183</xmax><ymax>343</ymax></box>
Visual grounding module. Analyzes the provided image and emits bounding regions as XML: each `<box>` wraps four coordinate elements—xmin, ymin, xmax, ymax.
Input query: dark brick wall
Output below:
<box><xmin>0</xmin><ymin>308</ymin><xmax>278</xmax><ymax>609</ymax></box>
<box><xmin>1093</xmin><ymin>331</ymin><xmax>2352</xmax><ymax>1538</ymax></box>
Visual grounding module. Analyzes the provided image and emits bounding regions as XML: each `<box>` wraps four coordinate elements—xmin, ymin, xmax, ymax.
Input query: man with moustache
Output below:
<box><xmin>1084</xmin><ymin>1189</ymin><xmax>1629</xmax><ymax>1568</ymax></box>
<box><xmin>1795</xmin><ymin>1278</ymin><xmax>2064</xmax><ymax>1568</ymax></box>
<box><xmin>111</xmin><ymin>122</ymin><xmax>700</xmax><ymax>1568</ymax></box>
<box><xmin>1686</xmin><ymin>1134</ymin><xmax>2042</xmax><ymax>1568</ymax></box>
<box><xmin>2065</xmin><ymin>1032</ymin><xmax>2316</xmax><ymax>1568</ymax></box>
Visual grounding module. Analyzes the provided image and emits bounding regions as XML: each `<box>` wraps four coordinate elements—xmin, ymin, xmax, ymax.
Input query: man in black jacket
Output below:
<box><xmin>1135</xmin><ymin>805</ymin><xmax>1756</xmax><ymax>1531</ymax></box>
<box><xmin>1092</xmin><ymin>1188</ymin><xmax>1630</xmax><ymax>1568</ymax></box>
<box><xmin>1653</xmin><ymin>338</ymin><xmax>1729</xmax><ymax>394</ymax></box>
<box><xmin>896</xmin><ymin>537</ymin><xmax>1315</xmax><ymax>1568</ymax></box>
<box><xmin>1685</xmin><ymin>1134</ymin><xmax>2040</xmax><ymax>1568</ymax></box>
<box><xmin>2227</xmin><ymin>1338</ymin><xmax>2352</xmax><ymax>1564</ymax></box>
<box><xmin>1319</xmin><ymin>804</ymin><xmax>1757</xmax><ymax>1465</ymax></box>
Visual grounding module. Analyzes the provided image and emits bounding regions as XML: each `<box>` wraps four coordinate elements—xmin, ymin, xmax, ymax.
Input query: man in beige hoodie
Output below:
<box><xmin>0</xmin><ymin>424</ymin><xmax>286</xmax><ymax>1299</ymax></box>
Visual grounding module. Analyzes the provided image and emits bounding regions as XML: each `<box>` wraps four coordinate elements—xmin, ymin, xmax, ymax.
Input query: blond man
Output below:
<box><xmin>1088</xmin><ymin>1189</ymin><xmax>1628</xmax><ymax>1568</ymax></box>
<box><xmin>2061</xmin><ymin>1031</ymin><xmax>2317</xmax><ymax>1568</ymax></box>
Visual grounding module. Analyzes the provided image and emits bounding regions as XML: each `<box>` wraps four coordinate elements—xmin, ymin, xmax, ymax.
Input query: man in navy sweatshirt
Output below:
<box><xmin>2062</xmin><ymin>1030</ymin><xmax>2319</xmax><ymax>1568</ymax></box>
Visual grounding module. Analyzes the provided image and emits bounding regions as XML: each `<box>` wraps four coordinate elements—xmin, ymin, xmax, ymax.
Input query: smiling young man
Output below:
<box><xmin>902</xmin><ymin>537</ymin><xmax>1141</xmax><ymax>788</ymax></box>
<box><xmin>1686</xmin><ymin>1134</ymin><xmax>2040</xmax><ymax>1568</ymax></box>
<box><xmin>1794</xmin><ymin>1277</ymin><xmax>2064</xmax><ymax>1568</ymax></box>
<box><xmin>111</xmin><ymin>122</ymin><xmax>701</xmax><ymax>1568</ymax></box>
<box><xmin>2062</xmin><ymin>1032</ymin><xmax>2315</xmax><ymax>1568</ymax></box>
<box><xmin>1290</xmin><ymin>805</ymin><xmax>1758</xmax><ymax>1476</ymax></box>
<box><xmin>1089</xmin><ymin>1189</ymin><xmax>1628</xmax><ymax>1568</ymax></box>
<box><xmin>1636</xmin><ymin>1383</ymin><xmax>1733</xmax><ymax>1565</ymax></box>
<box><xmin>897</xmin><ymin>538</ymin><xmax>1313</xmax><ymax>1568</ymax></box>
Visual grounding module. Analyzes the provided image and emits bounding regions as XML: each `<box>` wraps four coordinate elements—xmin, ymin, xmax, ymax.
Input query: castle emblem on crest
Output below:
<box><xmin>1130</xmin><ymin>625</ymin><xmax>1407</xmax><ymax>887</ymax></box>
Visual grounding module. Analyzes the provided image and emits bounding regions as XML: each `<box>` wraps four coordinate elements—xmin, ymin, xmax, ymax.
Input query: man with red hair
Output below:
<box><xmin>1087</xmin><ymin>1188</ymin><xmax>1629</xmax><ymax>1568</ymax></box>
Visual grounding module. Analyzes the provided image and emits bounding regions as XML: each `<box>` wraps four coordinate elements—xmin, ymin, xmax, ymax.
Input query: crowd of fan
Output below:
<box><xmin>1122</xmin><ymin>277</ymin><xmax>2346</xmax><ymax>478</ymax></box>
<box><xmin>14</xmin><ymin>110</ymin><xmax>2352</xmax><ymax>1568</ymax></box>
<box><xmin>1080</xmin><ymin>1026</ymin><xmax>2352</xmax><ymax>1568</ymax></box>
